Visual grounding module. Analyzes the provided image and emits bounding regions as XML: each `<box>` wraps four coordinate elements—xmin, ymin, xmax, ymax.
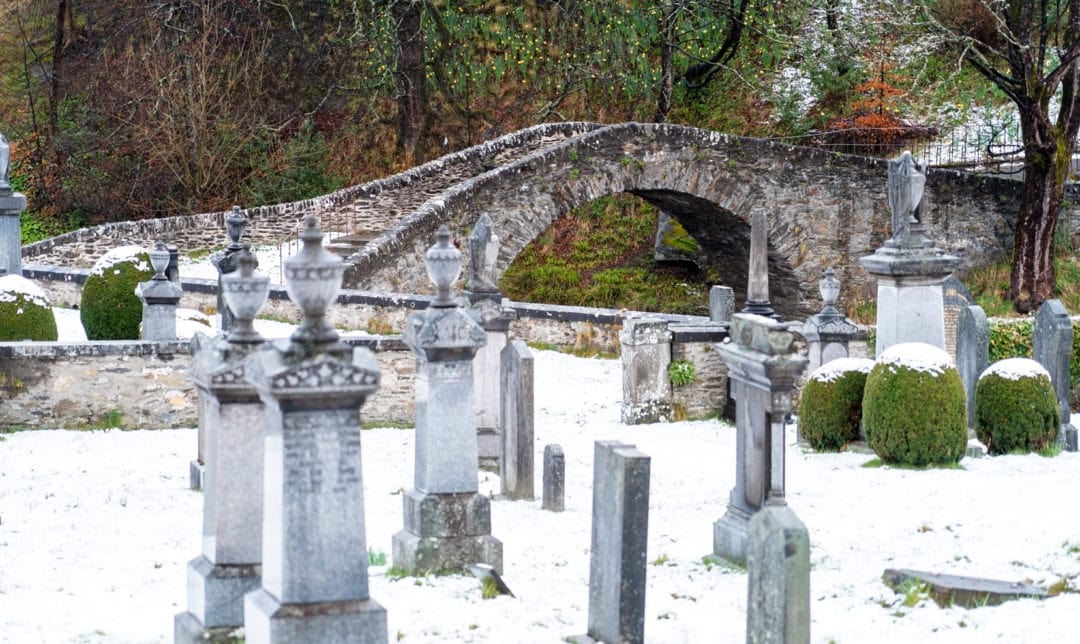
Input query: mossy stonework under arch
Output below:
<box><xmin>342</xmin><ymin>122</ymin><xmax>1028</xmax><ymax>319</ymax></box>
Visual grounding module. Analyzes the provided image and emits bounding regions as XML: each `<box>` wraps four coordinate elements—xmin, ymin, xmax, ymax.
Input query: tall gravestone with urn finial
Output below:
<box><xmin>243</xmin><ymin>217</ymin><xmax>386</xmax><ymax>643</ymax></box>
<box><xmin>392</xmin><ymin>225</ymin><xmax>503</xmax><ymax>575</ymax></box>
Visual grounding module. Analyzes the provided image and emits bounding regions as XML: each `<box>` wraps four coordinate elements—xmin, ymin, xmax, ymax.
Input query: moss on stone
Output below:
<box><xmin>799</xmin><ymin>358</ymin><xmax>873</xmax><ymax>451</ymax></box>
<box><xmin>80</xmin><ymin>248</ymin><xmax>154</xmax><ymax>340</ymax></box>
<box><xmin>0</xmin><ymin>276</ymin><xmax>58</xmax><ymax>341</ymax></box>
<box><xmin>975</xmin><ymin>359</ymin><xmax>1059</xmax><ymax>455</ymax></box>
<box><xmin>863</xmin><ymin>343</ymin><xmax>967</xmax><ymax>467</ymax></box>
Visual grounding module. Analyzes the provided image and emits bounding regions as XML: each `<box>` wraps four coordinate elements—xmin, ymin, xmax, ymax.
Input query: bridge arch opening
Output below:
<box><xmin>497</xmin><ymin>190</ymin><xmax>803</xmax><ymax>320</ymax></box>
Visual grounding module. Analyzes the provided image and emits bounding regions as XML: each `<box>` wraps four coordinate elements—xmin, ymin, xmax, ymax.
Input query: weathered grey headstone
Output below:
<box><xmin>955</xmin><ymin>305</ymin><xmax>988</xmax><ymax>434</ymax></box>
<box><xmin>620</xmin><ymin>317</ymin><xmax>672</xmax><ymax>424</ymax></box>
<box><xmin>500</xmin><ymin>340</ymin><xmax>534</xmax><ymax>500</ymax></box>
<box><xmin>859</xmin><ymin>151</ymin><xmax>960</xmax><ymax>356</ymax></box>
<box><xmin>714</xmin><ymin>314</ymin><xmax>807</xmax><ymax>566</ymax></box>
<box><xmin>175</xmin><ymin>249</ymin><xmax>270</xmax><ymax>644</ymax></box>
<box><xmin>542</xmin><ymin>444</ymin><xmax>565</xmax><ymax>512</ymax></box>
<box><xmin>746</xmin><ymin>499</ymin><xmax>810</xmax><ymax>644</ymax></box>
<box><xmin>882</xmin><ymin>569</ymin><xmax>1050</xmax><ymax>608</ymax></box>
<box><xmin>1033</xmin><ymin>299</ymin><xmax>1078</xmax><ymax>451</ymax></box>
<box><xmin>710</xmin><ymin>285</ymin><xmax>735</xmax><ymax>324</ymax></box>
<box><xmin>135</xmin><ymin>240</ymin><xmax>183</xmax><ymax>341</ymax></box>
<box><xmin>466</xmin><ymin>214</ymin><xmax>517</xmax><ymax>469</ymax></box>
<box><xmin>393</xmin><ymin>225</ymin><xmax>503</xmax><ymax>575</ymax></box>
<box><xmin>578</xmin><ymin>441</ymin><xmax>650</xmax><ymax>644</ymax></box>
<box><xmin>243</xmin><ymin>217</ymin><xmax>386</xmax><ymax>644</ymax></box>
<box><xmin>942</xmin><ymin>275</ymin><xmax>975</xmax><ymax>359</ymax></box>
<box><xmin>166</xmin><ymin>243</ymin><xmax>181</xmax><ymax>283</ymax></box>
<box><xmin>801</xmin><ymin>268</ymin><xmax>864</xmax><ymax>374</ymax></box>
<box><xmin>0</xmin><ymin>131</ymin><xmax>25</xmax><ymax>278</ymax></box>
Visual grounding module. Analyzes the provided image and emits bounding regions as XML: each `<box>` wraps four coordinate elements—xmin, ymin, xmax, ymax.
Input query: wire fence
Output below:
<box><xmin>769</xmin><ymin>122</ymin><xmax>1076</xmax><ymax>175</ymax></box>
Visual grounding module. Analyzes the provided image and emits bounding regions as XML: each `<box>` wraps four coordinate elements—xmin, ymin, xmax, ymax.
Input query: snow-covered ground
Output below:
<box><xmin>1</xmin><ymin>349</ymin><xmax>1079</xmax><ymax>643</ymax></box>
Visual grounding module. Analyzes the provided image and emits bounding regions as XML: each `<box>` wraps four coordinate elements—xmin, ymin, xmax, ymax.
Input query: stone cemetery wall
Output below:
<box><xmin>0</xmin><ymin>338</ymin><xmax>414</xmax><ymax>429</ymax></box>
<box><xmin>671</xmin><ymin>331</ymin><xmax>728</xmax><ymax>419</ymax></box>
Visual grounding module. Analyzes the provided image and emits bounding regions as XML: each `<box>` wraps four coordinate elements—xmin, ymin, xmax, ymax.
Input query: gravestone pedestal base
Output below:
<box><xmin>713</xmin><ymin>504</ymin><xmax>751</xmax><ymax>566</ymax></box>
<box><xmin>391</xmin><ymin>490</ymin><xmax>503</xmax><ymax>574</ymax></box>
<box><xmin>189</xmin><ymin>459</ymin><xmax>205</xmax><ymax>491</ymax></box>
<box><xmin>174</xmin><ymin>555</ymin><xmax>261</xmax><ymax>642</ymax></box>
<box><xmin>174</xmin><ymin>611</ymin><xmax>241</xmax><ymax>644</ymax></box>
<box><xmin>244</xmin><ymin>587</ymin><xmax>387</xmax><ymax>644</ymax></box>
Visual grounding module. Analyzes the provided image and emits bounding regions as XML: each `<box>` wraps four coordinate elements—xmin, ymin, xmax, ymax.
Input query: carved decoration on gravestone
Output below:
<box><xmin>801</xmin><ymin>268</ymin><xmax>863</xmax><ymax>375</ymax></box>
<box><xmin>134</xmin><ymin>239</ymin><xmax>184</xmax><ymax>341</ymax></box>
<box><xmin>0</xmin><ymin>130</ymin><xmax>27</xmax><ymax>278</ymax></box>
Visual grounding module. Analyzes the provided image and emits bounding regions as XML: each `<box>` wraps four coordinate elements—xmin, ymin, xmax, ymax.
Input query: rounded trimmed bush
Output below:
<box><xmin>799</xmin><ymin>357</ymin><xmax>875</xmax><ymax>451</ymax></box>
<box><xmin>863</xmin><ymin>342</ymin><xmax>967</xmax><ymax>467</ymax></box>
<box><xmin>0</xmin><ymin>274</ymin><xmax>58</xmax><ymax>341</ymax></box>
<box><xmin>975</xmin><ymin>358</ymin><xmax>1059</xmax><ymax>455</ymax></box>
<box><xmin>80</xmin><ymin>246</ymin><xmax>153</xmax><ymax>340</ymax></box>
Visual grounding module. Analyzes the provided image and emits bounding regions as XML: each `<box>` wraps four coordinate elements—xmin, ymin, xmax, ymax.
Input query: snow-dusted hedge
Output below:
<box><xmin>799</xmin><ymin>357</ymin><xmax>874</xmax><ymax>451</ymax></box>
<box><xmin>863</xmin><ymin>343</ymin><xmax>967</xmax><ymax>467</ymax></box>
<box><xmin>0</xmin><ymin>274</ymin><xmax>58</xmax><ymax>341</ymax></box>
<box><xmin>80</xmin><ymin>246</ymin><xmax>153</xmax><ymax>340</ymax></box>
<box><xmin>975</xmin><ymin>358</ymin><xmax>1060</xmax><ymax>455</ymax></box>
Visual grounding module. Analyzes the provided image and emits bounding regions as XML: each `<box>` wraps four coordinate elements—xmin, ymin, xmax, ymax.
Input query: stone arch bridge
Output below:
<box><xmin>28</xmin><ymin>121</ymin><xmax>1065</xmax><ymax>320</ymax></box>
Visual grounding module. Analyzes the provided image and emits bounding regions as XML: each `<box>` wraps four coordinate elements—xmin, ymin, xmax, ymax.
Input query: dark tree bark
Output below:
<box><xmin>49</xmin><ymin>0</ymin><xmax>68</xmax><ymax>140</ymax></box>
<box><xmin>929</xmin><ymin>0</ymin><xmax>1080</xmax><ymax>312</ymax></box>
<box><xmin>392</xmin><ymin>0</ymin><xmax>427</xmax><ymax>162</ymax></box>
<box><xmin>653</xmin><ymin>1</ymin><xmax>677</xmax><ymax>122</ymax></box>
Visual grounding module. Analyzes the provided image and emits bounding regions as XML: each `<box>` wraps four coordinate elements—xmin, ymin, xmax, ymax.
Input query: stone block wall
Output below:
<box><xmin>0</xmin><ymin>338</ymin><xmax>415</xmax><ymax>429</ymax></box>
<box><xmin>671</xmin><ymin>338</ymin><xmax>728</xmax><ymax>420</ymax></box>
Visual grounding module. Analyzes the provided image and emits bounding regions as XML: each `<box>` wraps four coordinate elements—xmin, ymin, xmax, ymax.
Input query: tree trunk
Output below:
<box><xmin>49</xmin><ymin>0</ymin><xmax>67</xmax><ymax>140</ymax></box>
<box><xmin>393</xmin><ymin>0</ymin><xmax>426</xmax><ymax>163</ymax></box>
<box><xmin>1008</xmin><ymin>132</ymin><xmax>1071</xmax><ymax>313</ymax></box>
<box><xmin>653</xmin><ymin>1</ymin><xmax>676</xmax><ymax>123</ymax></box>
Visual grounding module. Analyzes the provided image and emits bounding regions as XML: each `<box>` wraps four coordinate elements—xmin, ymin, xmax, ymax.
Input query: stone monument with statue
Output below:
<box><xmin>859</xmin><ymin>151</ymin><xmax>960</xmax><ymax>356</ymax></box>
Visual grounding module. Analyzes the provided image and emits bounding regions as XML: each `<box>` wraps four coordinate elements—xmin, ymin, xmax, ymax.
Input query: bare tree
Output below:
<box><xmin>923</xmin><ymin>0</ymin><xmax>1080</xmax><ymax>313</ymax></box>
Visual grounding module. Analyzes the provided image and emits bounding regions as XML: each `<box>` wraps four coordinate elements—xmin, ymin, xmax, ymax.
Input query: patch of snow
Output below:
<box><xmin>877</xmin><ymin>342</ymin><xmax>954</xmax><ymax>376</ymax></box>
<box><xmin>0</xmin><ymin>274</ymin><xmax>50</xmax><ymax>308</ymax></box>
<box><xmin>52</xmin><ymin>307</ymin><xmax>87</xmax><ymax>341</ymax></box>
<box><xmin>90</xmin><ymin>245</ymin><xmax>149</xmax><ymax>277</ymax></box>
<box><xmin>810</xmin><ymin>357</ymin><xmax>875</xmax><ymax>383</ymax></box>
<box><xmin>980</xmin><ymin>357</ymin><xmax>1051</xmax><ymax>382</ymax></box>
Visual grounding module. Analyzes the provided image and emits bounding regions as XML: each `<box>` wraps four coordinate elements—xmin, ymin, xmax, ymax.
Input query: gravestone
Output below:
<box><xmin>1033</xmin><ymin>299</ymin><xmax>1078</xmax><ymax>451</ymax></box>
<box><xmin>466</xmin><ymin>213</ymin><xmax>517</xmax><ymax>470</ymax></box>
<box><xmin>746</xmin><ymin>499</ymin><xmax>810</xmax><ymax>644</ymax></box>
<box><xmin>620</xmin><ymin>317</ymin><xmax>672</xmax><ymax>424</ymax></box>
<box><xmin>210</xmin><ymin>206</ymin><xmax>248</xmax><ymax>335</ymax></box>
<box><xmin>167</xmin><ymin>243</ymin><xmax>181</xmax><ymax>283</ymax></box>
<box><xmin>882</xmin><ymin>569</ymin><xmax>1050</xmax><ymax>608</ymax></box>
<box><xmin>243</xmin><ymin>217</ymin><xmax>386</xmax><ymax>644</ymax></box>
<box><xmin>955</xmin><ymin>305</ymin><xmax>988</xmax><ymax>434</ymax></box>
<box><xmin>392</xmin><ymin>225</ymin><xmax>503</xmax><ymax>575</ymax></box>
<box><xmin>0</xmin><ymin>131</ymin><xmax>25</xmax><ymax>278</ymax></box>
<box><xmin>859</xmin><ymin>152</ymin><xmax>960</xmax><ymax>356</ymax></box>
<box><xmin>801</xmin><ymin>268</ymin><xmax>864</xmax><ymax>374</ymax></box>
<box><xmin>714</xmin><ymin>314</ymin><xmax>807</xmax><ymax>566</ymax></box>
<box><xmin>942</xmin><ymin>275</ymin><xmax>975</xmax><ymax>359</ymax></box>
<box><xmin>135</xmin><ymin>240</ymin><xmax>184</xmax><ymax>341</ymax></box>
<box><xmin>542</xmin><ymin>444</ymin><xmax>565</xmax><ymax>512</ymax></box>
<box><xmin>500</xmin><ymin>339</ymin><xmax>534</xmax><ymax>500</ymax></box>
<box><xmin>710</xmin><ymin>285</ymin><xmax>735</xmax><ymax>325</ymax></box>
<box><xmin>576</xmin><ymin>441</ymin><xmax>650</xmax><ymax>644</ymax></box>
<box><xmin>175</xmin><ymin>249</ymin><xmax>270</xmax><ymax>644</ymax></box>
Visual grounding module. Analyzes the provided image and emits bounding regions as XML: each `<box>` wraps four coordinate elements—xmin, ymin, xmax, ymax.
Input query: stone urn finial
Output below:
<box><xmin>225</xmin><ymin>205</ymin><xmax>247</xmax><ymax>250</ymax></box>
<box><xmin>150</xmin><ymin>240</ymin><xmax>171</xmax><ymax>281</ymax></box>
<box><xmin>0</xmin><ymin>131</ymin><xmax>10</xmax><ymax>193</ymax></box>
<box><xmin>426</xmin><ymin>225</ymin><xmax>462</xmax><ymax>307</ymax></box>
<box><xmin>284</xmin><ymin>216</ymin><xmax>344</xmax><ymax>346</ymax></box>
<box><xmin>222</xmin><ymin>246</ymin><xmax>270</xmax><ymax>345</ymax></box>
<box><xmin>819</xmin><ymin>267</ymin><xmax>841</xmax><ymax>316</ymax></box>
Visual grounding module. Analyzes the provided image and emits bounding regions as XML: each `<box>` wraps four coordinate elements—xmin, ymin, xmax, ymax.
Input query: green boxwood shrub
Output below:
<box><xmin>987</xmin><ymin>317</ymin><xmax>1080</xmax><ymax>408</ymax></box>
<box><xmin>863</xmin><ymin>342</ymin><xmax>967</xmax><ymax>467</ymax></box>
<box><xmin>799</xmin><ymin>357</ymin><xmax>875</xmax><ymax>451</ymax></box>
<box><xmin>80</xmin><ymin>246</ymin><xmax>153</xmax><ymax>340</ymax></box>
<box><xmin>975</xmin><ymin>358</ymin><xmax>1060</xmax><ymax>454</ymax></box>
<box><xmin>0</xmin><ymin>274</ymin><xmax>58</xmax><ymax>341</ymax></box>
